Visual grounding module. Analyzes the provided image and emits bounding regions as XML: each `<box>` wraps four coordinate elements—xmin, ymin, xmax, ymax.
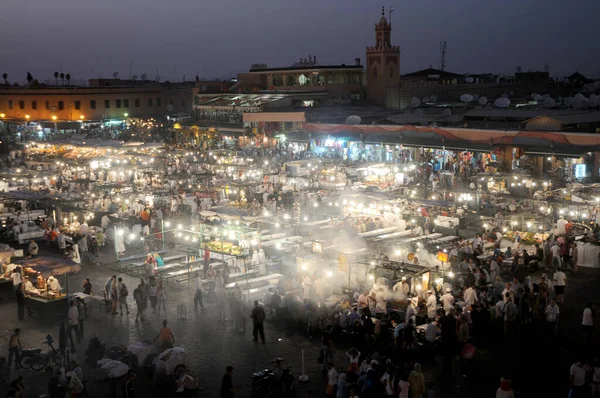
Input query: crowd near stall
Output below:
<box><xmin>1</xmin><ymin>135</ymin><xmax>600</xmax><ymax>398</ymax></box>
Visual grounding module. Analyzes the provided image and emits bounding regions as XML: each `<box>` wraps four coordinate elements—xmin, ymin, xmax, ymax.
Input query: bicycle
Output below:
<box><xmin>21</xmin><ymin>335</ymin><xmax>64</xmax><ymax>371</ymax></box>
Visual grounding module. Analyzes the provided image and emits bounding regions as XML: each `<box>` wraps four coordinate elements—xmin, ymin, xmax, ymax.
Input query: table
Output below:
<box><xmin>71</xmin><ymin>292</ymin><xmax>105</xmax><ymax>315</ymax></box>
<box><xmin>25</xmin><ymin>294</ymin><xmax>69</xmax><ymax>319</ymax></box>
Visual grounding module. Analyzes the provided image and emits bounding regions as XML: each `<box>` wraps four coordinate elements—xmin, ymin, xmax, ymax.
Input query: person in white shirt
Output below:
<box><xmin>11</xmin><ymin>268</ymin><xmax>22</xmax><ymax>292</ymax></box>
<box><xmin>301</xmin><ymin>275</ymin><xmax>312</xmax><ymax>300</ymax></box>
<box><xmin>405</xmin><ymin>297</ymin><xmax>417</xmax><ymax>324</ymax></box>
<box><xmin>425</xmin><ymin>319</ymin><xmax>438</xmax><ymax>343</ymax></box>
<box><xmin>101</xmin><ymin>215</ymin><xmax>110</xmax><ymax>230</ymax></box>
<box><xmin>441</xmin><ymin>288</ymin><xmax>455</xmax><ymax>313</ymax></box>
<box><xmin>570</xmin><ymin>359</ymin><xmax>588</xmax><ymax>394</ymax></box>
<box><xmin>545</xmin><ymin>298</ymin><xmax>559</xmax><ymax>340</ymax></box>
<box><xmin>194</xmin><ymin>272</ymin><xmax>204</xmax><ymax>312</ymax></box>
<box><xmin>47</xmin><ymin>276</ymin><xmax>61</xmax><ymax>293</ymax></box>
<box><xmin>67</xmin><ymin>300</ymin><xmax>80</xmax><ymax>352</ymax></box>
<box><xmin>582</xmin><ymin>302</ymin><xmax>595</xmax><ymax>346</ymax></box>
<box><xmin>412</xmin><ymin>225</ymin><xmax>423</xmax><ymax>237</ymax></box>
<box><xmin>490</xmin><ymin>258</ymin><xmax>499</xmax><ymax>282</ymax></box>
<box><xmin>79</xmin><ymin>222</ymin><xmax>89</xmax><ymax>236</ymax></box>
<box><xmin>551</xmin><ymin>243</ymin><xmax>562</xmax><ymax>268</ymax></box>
<box><xmin>426</xmin><ymin>290</ymin><xmax>437</xmax><ymax>319</ymax></box>
<box><xmin>464</xmin><ymin>286</ymin><xmax>478</xmax><ymax>307</ymax></box>
<box><xmin>553</xmin><ymin>269</ymin><xmax>567</xmax><ymax>304</ymax></box>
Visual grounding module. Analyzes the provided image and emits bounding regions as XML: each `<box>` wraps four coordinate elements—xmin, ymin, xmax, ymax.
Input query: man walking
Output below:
<box><xmin>203</xmin><ymin>249</ymin><xmax>211</xmax><ymax>278</ymax></box>
<box><xmin>133</xmin><ymin>283</ymin><xmax>147</xmax><ymax>323</ymax></box>
<box><xmin>8</xmin><ymin>328</ymin><xmax>21</xmax><ymax>370</ymax></box>
<box><xmin>67</xmin><ymin>300</ymin><xmax>80</xmax><ymax>352</ymax></box>
<box><xmin>193</xmin><ymin>272</ymin><xmax>204</xmax><ymax>312</ymax></box>
<box><xmin>250</xmin><ymin>300</ymin><xmax>266</xmax><ymax>344</ymax></box>
<box><xmin>117</xmin><ymin>277</ymin><xmax>130</xmax><ymax>315</ymax></box>
<box><xmin>545</xmin><ymin>298</ymin><xmax>559</xmax><ymax>341</ymax></box>
<box><xmin>220</xmin><ymin>366</ymin><xmax>234</xmax><ymax>398</ymax></box>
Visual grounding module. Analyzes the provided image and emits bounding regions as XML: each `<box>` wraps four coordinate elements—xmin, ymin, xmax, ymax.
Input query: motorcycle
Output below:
<box><xmin>250</xmin><ymin>358</ymin><xmax>295</xmax><ymax>397</ymax></box>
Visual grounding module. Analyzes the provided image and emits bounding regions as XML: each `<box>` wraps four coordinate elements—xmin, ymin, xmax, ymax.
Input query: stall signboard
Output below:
<box><xmin>437</xmin><ymin>251</ymin><xmax>449</xmax><ymax>262</ymax></box>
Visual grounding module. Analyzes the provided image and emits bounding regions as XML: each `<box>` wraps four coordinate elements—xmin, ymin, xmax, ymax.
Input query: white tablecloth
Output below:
<box><xmin>576</xmin><ymin>242</ymin><xmax>600</xmax><ymax>268</ymax></box>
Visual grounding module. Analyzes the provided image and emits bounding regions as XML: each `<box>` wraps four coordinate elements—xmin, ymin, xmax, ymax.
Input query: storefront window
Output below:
<box><xmin>272</xmin><ymin>74</ymin><xmax>284</xmax><ymax>86</ymax></box>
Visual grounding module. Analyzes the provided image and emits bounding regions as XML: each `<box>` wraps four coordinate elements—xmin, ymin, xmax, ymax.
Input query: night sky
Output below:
<box><xmin>1</xmin><ymin>0</ymin><xmax>598</xmax><ymax>84</ymax></box>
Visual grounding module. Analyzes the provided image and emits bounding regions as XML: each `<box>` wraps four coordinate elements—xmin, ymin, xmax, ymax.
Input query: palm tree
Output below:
<box><xmin>131</xmin><ymin>75</ymin><xmax>137</xmax><ymax>81</ymax></box>
<box><xmin>54</xmin><ymin>72</ymin><xmax>59</xmax><ymax>86</ymax></box>
<box><xmin>26</xmin><ymin>72</ymin><xmax>33</xmax><ymax>85</ymax></box>
<box><xmin>2</xmin><ymin>73</ymin><xmax>7</xmax><ymax>84</ymax></box>
<box><xmin>59</xmin><ymin>73</ymin><xmax>65</xmax><ymax>85</ymax></box>
<box><xmin>65</xmin><ymin>73</ymin><xmax>71</xmax><ymax>86</ymax></box>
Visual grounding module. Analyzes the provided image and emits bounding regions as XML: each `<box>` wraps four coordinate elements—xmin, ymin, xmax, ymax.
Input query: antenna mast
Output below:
<box><xmin>439</xmin><ymin>41</ymin><xmax>448</xmax><ymax>71</ymax></box>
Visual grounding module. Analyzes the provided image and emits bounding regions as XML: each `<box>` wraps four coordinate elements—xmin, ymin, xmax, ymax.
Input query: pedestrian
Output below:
<box><xmin>154</xmin><ymin>320</ymin><xmax>175</xmax><ymax>351</ymax></box>
<box><xmin>7</xmin><ymin>328</ymin><xmax>21</xmax><ymax>370</ymax></box>
<box><xmin>216</xmin><ymin>287</ymin><xmax>227</xmax><ymax>324</ymax></box>
<box><xmin>193</xmin><ymin>272</ymin><xmax>204</xmax><ymax>312</ymax></box>
<box><xmin>220</xmin><ymin>366</ymin><xmax>234</xmax><ymax>398</ymax></box>
<box><xmin>408</xmin><ymin>363</ymin><xmax>425</xmax><ymax>398</ymax></box>
<box><xmin>78</xmin><ymin>234</ymin><xmax>89</xmax><ymax>265</ymax></box>
<box><xmin>325</xmin><ymin>362</ymin><xmax>338</xmax><ymax>397</ymax></box>
<box><xmin>203</xmin><ymin>249</ymin><xmax>211</xmax><ymax>278</ymax></box>
<box><xmin>15</xmin><ymin>283</ymin><xmax>25</xmax><ymax>321</ymax></box>
<box><xmin>133</xmin><ymin>283</ymin><xmax>147</xmax><ymax>323</ymax></box>
<box><xmin>552</xmin><ymin>268</ymin><xmax>567</xmax><ymax>304</ymax></box>
<box><xmin>148</xmin><ymin>277</ymin><xmax>158</xmax><ymax>313</ymax></box>
<box><xmin>67</xmin><ymin>300</ymin><xmax>80</xmax><ymax>352</ymax></box>
<box><xmin>76</xmin><ymin>298</ymin><xmax>86</xmax><ymax>339</ymax></box>
<box><xmin>321</xmin><ymin>324</ymin><xmax>336</xmax><ymax>371</ymax></box>
<box><xmin>582</xmin><ymin>302</ymin><xmax>595</xmax><ymax>346</ymax></box>
<box><xmin>570</xmin><ymin>357</ymin><xmax>590</xmax><ymax>398</ymax></box>
<box><xmin>591</xmin><ymin>357</ymin><xmax>600</xmax><ymax>398</ymax></box>
<box><xmin>11</xmin><ymin>267</ymin><xmax>22</xmax><ymax>293</ymax></box>
<box><xmin>117</xmin><ymin>277</ymin><xmax>130</xmax><ymax>315</ymax></box>
<box><xmin>250</xmin><ymin>300</ymin><xmax>266</xmax><ymax>344</ymax></box>
<box><xmin>545</xmin><ymin>298</ymin><xmax>559</xmax><ymax>340</ymax></box>
<box><xmin>156</xmin><ymin>280</ymin><xmax>167</xmax><ymax>317</ymax></box>
<box><xmin>124</xmin><ymin>370</ymin><xmax>136</xmax><ymax>398</ymax></box>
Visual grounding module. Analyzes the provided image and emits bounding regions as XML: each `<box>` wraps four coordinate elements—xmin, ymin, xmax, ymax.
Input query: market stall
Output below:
<box><xmin>15</xmin><ymin>256</ymin><xmax>80</xmax><ymax>319</ymax></box>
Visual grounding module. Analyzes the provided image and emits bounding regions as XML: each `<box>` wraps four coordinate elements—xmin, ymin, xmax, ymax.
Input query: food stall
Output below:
<box><xmin>15</xmin><ymin>256</ymin><xmax>81</xmax><ymax>319</ymax></box>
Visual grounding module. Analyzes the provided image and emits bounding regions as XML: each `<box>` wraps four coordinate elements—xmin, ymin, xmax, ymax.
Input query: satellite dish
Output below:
<box><xmin>429</xmin><ymin>95</ymin><xmax>437</xmax><ymax>103</ymax></box>
<box><xmin>574</xmin><ymin>93</ymin><xmax>586</xmax><ymax>101</ymax></box>
<box><xmin>573</xmin><ymin>97</ymin><xmax>583</xmax><ymax>109</ymax></box>
<box><xmin>565</xmin><ymin>97</ymin><xmax>574</xmax><ymax>107</ymax></box>
<box><xmin>410</xmin><ymin>97</ymin><xmax>421</xmax><ymax>107</ymax></box>
<box><xmin>422</xmin><ymin>96</ymin><xmax>430</xmax><ymax>103</ymax></box>
<box><xmin>582</xmin><ymin>98</ymin><xmax>589</xmax><ymax>109</ymax></box>
<box><xmin>543</xmin><ymin>98</ymin><xmax>556</xmax><ymax>108</ymax></box>
<box><xmin>542</xmin><ymin>94</ymin><xmax>550</xmax><ymax>100</ymax></box>
<box><xmin>532</xmin><ymin>93</ymin><xmax>542</xmax><ymax>101</ymax></box>
<box><xmin>460</xmin><ymin>94</ymin><xmax>474</xmax><ymax>103</ymax></box>
<box><xmin>495</xmin><ymin>97</ymin><xmax>511</xmax><ymax>108</ymax></box>
<box><xmin>442</xmin><ymin>109</ymin><xmax>452</xmax><ymax>117</ymax></box>
<box><xmin>465</xmin><ymin>77</ymin><xmax>474</xmax><ymax>83</ymax></box>
<box><xmin>589</xmin><ymin>95</ymin><xmax>599</xmax><ymax>108</ymax></box>
<box><xmin>167</xmin><ymin>104</ymin><xmax>174</xmax><ymax>112</ymax></box>
<box><xmin>200</xmin><ymin>85</ymin><xmax>208</xmax><ymax>92</ymax></box>
<box><xmin>345</xmin><ymin>115</ymin><xmax>362</xmax><ymax>125</ymax></box>
<box><xmin>472</xmin><ymin>94</ymin><xmax>479</xmax><ymax>101</ymax></box>
<box><xmin>478</xmin><ymin>96</ymin><xmax>488</xmax><ymax>105</ymax></box>
<box><xmin>501</xmin><ymin>93</ymin><xmax>510</xmax><ymax>99</ymax></box>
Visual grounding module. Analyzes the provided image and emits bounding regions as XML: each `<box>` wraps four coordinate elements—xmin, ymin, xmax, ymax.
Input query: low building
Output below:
<box><xmin>0</xmin><ymin>79</ymin><xmax>195</xmax><ymax>122</ymax></box>
<box><xmin>233</xmin><ymin>57</ymin><xmax>364</xmax><ymax>104</ymax></box>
